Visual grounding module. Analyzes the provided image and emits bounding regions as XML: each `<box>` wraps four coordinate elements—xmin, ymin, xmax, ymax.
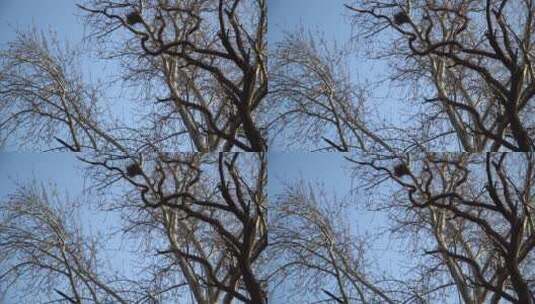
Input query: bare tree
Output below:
<box><xmin>0</xmin><ymin>152</ymin><xmax>267</xmax><ymax>303</ymax></box>
<box><xmin>269</xmin><ymin>31</ymin><xmax>398</xmax><ymax>152</ymax></box>
<box><xmin>0</xmin><ymin>5</ymin><xmax>269</xmax><ymax>299</ymax></box>
<box><xmin>0</xmin><ymin>0</ymin><xmax>267</xmax><ymax>152</ymax></box>
<box><xmin>78</xmin><ymin>0</ymin><xmax>267</xmax><ymax>152</ymax></box>
<box><xmin>349</xmin><ymin>152</ymin><xmax>535</xmax><ymax>303</ymax></box>
<box><xmin>269</xmin><ymin>182</ymin><xmax>404</xmax><ymax>303</ymax></box>
<box><xmin>268</xmin><ymin>153</ymin><xmax>535</xmax><ymax>303</ymax></box>
<box><xmin>270</xmin><ymin>1</ymin><xmax>535</xmax><ymax>152</ymax></box>
<box><xmin>269</xmin><ymin>28</ymin><xmax>429</xmax><ymax>153</ymax></box>
<box><xmin>346</xmin><ymin>0</ymin><xmax>535</xmax><ymax>151</ymax></box>
<box><xmin>0</xmin><ymin>184</ymin><xmax>134</xmax><ymax>304</ymax></box>
<box><xmin>0</xmin><ymin>30</ymin><xmax>103</xmax><ymax>151</ymax></box>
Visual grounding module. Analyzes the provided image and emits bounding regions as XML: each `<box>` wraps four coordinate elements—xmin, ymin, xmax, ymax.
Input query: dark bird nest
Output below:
<box><xmin>393</xmin><ymin>163</ymin><xmax>411</xmax><ymax>177</ymax></box>
<box><xmin>126</xmin><ymin>163</ymin><xmax>143</xmax><ymax>177</ymax></box>
<box><xmin>126</xmin><ymin>11</ymin><xmax>143</xmax><ymax>25</ymax></box>
<box><xmin>393</xmin><ymin>11</ymin><xmax>411</xmax><ymax>25</ymax></box>
<box><xmin>496</xmin><ymin>113</ymin><xmax>507</xmax><ymax>124</ymax></box>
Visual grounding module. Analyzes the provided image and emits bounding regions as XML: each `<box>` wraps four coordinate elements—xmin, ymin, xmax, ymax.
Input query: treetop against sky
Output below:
<box><xmin>1</xmin><ymin>1</ymin><xmax>535</xmax><ymax>304</ymax></box>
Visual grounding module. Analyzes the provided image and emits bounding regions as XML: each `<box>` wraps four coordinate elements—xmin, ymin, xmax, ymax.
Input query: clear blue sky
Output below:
<box><xmin>0</xmin><ymin>153</ymin><xmax>85</xmax><ymax>199</ymax></box>
<box><xmin>268</xmin><ymin>0</ymin><xmax>354</xmax><ymax>44</ymax></box>
<box><xmin>0</xmin><ymin>0</ymin><xmax>83</xmax><ymax>43</ymax></box>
